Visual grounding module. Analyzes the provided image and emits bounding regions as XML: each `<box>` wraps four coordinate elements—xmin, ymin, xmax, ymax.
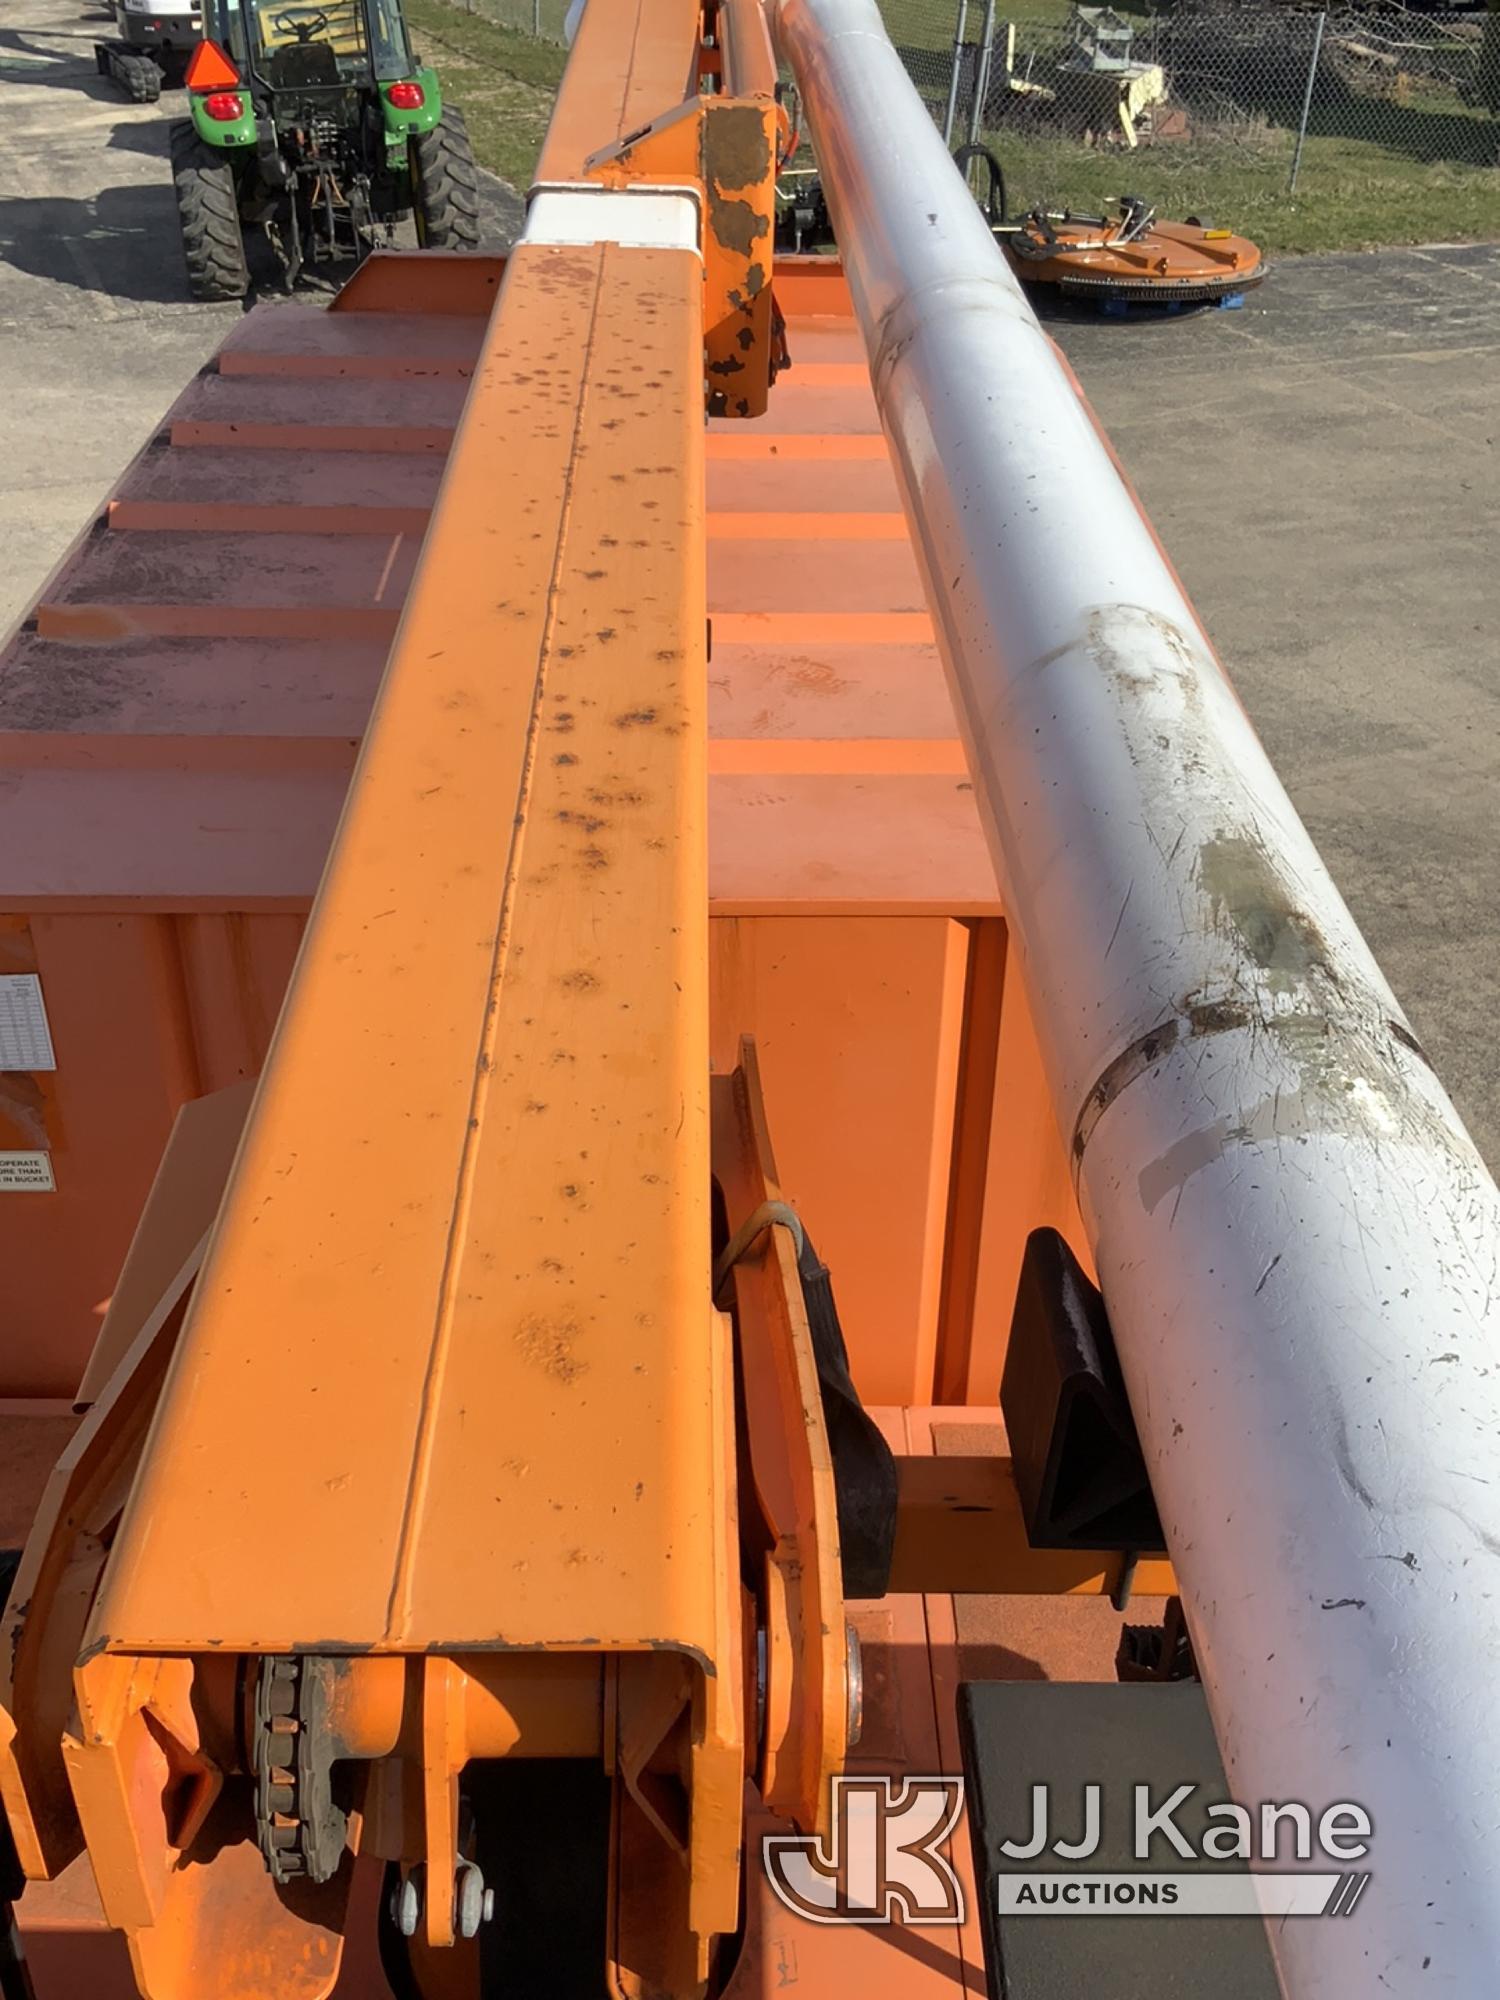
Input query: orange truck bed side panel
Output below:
<box><xmin>0</xmin><ymin>915</ymin><xmax>298</xmax><ymax>1398</ymax></box>
<box><xmin>710</xmin><ymin>917</ymin><xmax>969</xmax><ymax>1406</ymax></box>
<box><xmin>0</xmin><ymin>253</ymin><xmax>1072</xmax><ymax>1420</ymax></box>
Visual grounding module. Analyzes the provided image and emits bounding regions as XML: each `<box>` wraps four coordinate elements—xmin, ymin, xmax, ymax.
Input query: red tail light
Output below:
<box><xmin>203</xmin><ymin>90</ymin><xmax>245</xmax><ymax>121</ymax></box>
<box><xmin>387</xmin><ymin>81</ymin><xmax>425</xmax><ymax>109</ymax></box>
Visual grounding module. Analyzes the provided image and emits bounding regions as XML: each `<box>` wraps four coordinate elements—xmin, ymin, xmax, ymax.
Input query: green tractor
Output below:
<box><xmin>171</xmin><ymin>0</ymin><xmax>481</xmax><ymax>300</ymax></box>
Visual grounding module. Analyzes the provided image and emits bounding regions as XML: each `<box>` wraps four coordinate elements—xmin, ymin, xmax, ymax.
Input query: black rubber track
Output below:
<box><xmin>130</xmin><ymin>52</ymin><xmax>161</xmax><ymax>102</ymax></box>
<box><xmin>122</xmin><ymin>51</ymin><xmax>161</xmax><ymax>103</ymax></box>
<box><xmin>411</xmin><ymin>107</ymin><xmax>482</xmax><ymax>251</ymax></box>
<box><xmin>96</xmin><ymin>42</ymin><xmax>162</xmax><ymax>101</ymax></box>
<box><xmin>169</xmin><ymin>120</ymin><xmax>250</xmax><ymax>302</ymax></box>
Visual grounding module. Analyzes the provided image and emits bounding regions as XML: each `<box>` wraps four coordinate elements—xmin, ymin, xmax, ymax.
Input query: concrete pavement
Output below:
<box><xmin>0</xmin><ymin>0</ymin><xmax>520</xmax><ymax>630</ymax></box>
<box><xmin>0</xmin><ymin>2</ymin><xmax>242</xmax><ymax>629</ymax></box>
<box><xmin>1050</xmin><ymin>250</ymin><xmax>1500</xmax><ymax>1167</ymax></box>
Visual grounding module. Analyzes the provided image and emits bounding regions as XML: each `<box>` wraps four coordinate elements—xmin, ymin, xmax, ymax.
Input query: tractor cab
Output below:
<box><xmin>208</xmin><ymin>0</ymin><xmax>414</xmax><ymax>94</ymax></box>
<box><xmin>171</xmin><ymin>0</ymin><xmax>480</xmax><ymax>297</ymax></box>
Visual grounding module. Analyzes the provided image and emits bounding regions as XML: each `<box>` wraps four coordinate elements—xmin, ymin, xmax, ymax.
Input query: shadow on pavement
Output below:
<box><xmin>107</xmin><ymin>114</ymin><xmax>182</xmax><ymax>156</ymax></box>
<box><xmin>0</xmin><ymin>184</ymin><xmax>198</xmax><ymax>305</ymax></box>
<box><xmin>1023</xmin><ymin>278</ymin><xmax>1252</xmax><ymax>333</ymax></box>
<box><xmin>0</xmin><ymin>24</ymin><xmax>122</xmax><ymax>99</ymax></box>
<box><xmin>0</xmin><ymin>182</ymin><xmax>426</xmax><ymax>311</ymax></box>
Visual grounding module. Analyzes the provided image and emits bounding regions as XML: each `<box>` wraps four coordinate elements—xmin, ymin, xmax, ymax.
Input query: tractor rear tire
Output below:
<box><xmin>170</xmin><ymin>120</ymin><xmax>251</xmax><ymax>302</ymax></box>
<box><xmin>411</xmin><ymin>108</ymin><xmax>482</xmax><ymax>251</ymax></box>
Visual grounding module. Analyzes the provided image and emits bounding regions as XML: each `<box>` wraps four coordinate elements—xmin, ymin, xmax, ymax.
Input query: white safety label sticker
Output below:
<box><xmin>0</xmin><ymin>1151</ymin><xmax>55</xmax><ymax>1192</ymax></box>
<box><xmin>0</xmin><ymin>974</ymin><xmax>57</xmax><ymax>1071</ymax></box>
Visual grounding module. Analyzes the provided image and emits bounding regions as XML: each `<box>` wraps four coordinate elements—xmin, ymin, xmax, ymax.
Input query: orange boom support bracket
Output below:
<box><xmin>544</xmin><ymin>0</ymin><xmax>783</xmax><ymax>417</ymax></box>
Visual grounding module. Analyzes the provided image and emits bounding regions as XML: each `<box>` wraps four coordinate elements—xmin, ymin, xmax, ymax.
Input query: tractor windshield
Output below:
<box><xmin>212</xmin><ymin>0</ymin><xmax>413</xmax><ymax>86</ymax></box>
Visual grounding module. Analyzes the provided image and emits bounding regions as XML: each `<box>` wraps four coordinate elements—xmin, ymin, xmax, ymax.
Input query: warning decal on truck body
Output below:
<box><xmin>0</xmin><ymin>974</ymin><xmax>57</xmax><ymax>1071</ymax></box>
<box><xmin>0</xmin><ymin>1151</ymin><xmax>56</xmax><ymax>1192</ymax></box>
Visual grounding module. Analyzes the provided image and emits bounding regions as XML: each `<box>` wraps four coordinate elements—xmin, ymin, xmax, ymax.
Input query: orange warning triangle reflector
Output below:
<box><xmin>185</xmin><ymin>39</ymin><xmax>240</xmax><ymax>90</ymax></box>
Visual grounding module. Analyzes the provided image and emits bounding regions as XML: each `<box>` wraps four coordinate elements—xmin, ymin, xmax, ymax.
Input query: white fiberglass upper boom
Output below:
<box><xmin>773</xmin><ymin>0</ymin><xmax>1500</xmax><ymax>1990</ymax></box>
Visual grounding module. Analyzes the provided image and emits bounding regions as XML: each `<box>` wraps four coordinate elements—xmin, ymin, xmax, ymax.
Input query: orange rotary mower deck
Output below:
<box><xmin>0</xmin><ymin>2</ymin><xmax>1177</xmax><ymax>1995</ymax></box>
<box><xmin>1005</xmin><ymin>210</ymin><xmax>1265</xmax><ymax>306</ymax></box>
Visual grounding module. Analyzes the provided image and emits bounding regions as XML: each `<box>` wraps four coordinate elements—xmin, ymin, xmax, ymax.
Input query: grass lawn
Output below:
<box><xmin>406</xmin><ymin>0</ymin><xmax>1500</xmax><ymax>254</ymax></box>
<box><xmin>883</xmin><ymin>0</ymin><xmax>1074</xmax><ymax>50</ymax></box>
<box><xmin>998</xmin><ymin>129</ymin><xmax>1500</xmax><ymax>254</ymax></box>
<box><xmin>884</xmin><ymin>0</ymin><xmax>1142</xmax><ymax>51</ymax></box>
<box><xmin>405</xmin><ymin>0</ymin><xmax>567</xmax><ymax>190</ymax></box>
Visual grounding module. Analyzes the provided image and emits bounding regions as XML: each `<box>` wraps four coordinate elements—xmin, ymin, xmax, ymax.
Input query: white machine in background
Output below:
<box><xmin>96</xmin><ymin>0</ymin><xmax>203</xmax><ymax>101</ymax></box>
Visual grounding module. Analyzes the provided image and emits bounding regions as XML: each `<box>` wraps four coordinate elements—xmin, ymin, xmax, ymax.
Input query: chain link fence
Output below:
<box><xmin>446</xmin><ymin>0</ymin><xmax>1500</xmax><ymax>228</ymax></box>
<box><xmin>451</xmin><ymin>0</ymin><xmax>571</xmax><ymax>41</ymax></box>
<box><xmin>888</xmin><ymin>2</ymin><xmax>1500</xmax><ymax>184</ymax></box>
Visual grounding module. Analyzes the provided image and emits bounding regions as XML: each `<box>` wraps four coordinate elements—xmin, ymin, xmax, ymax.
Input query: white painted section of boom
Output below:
<box><xmin>774</xmin><ymin>0</ymin><xmax>1500</xmax><ymax>1990</ymax></box>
